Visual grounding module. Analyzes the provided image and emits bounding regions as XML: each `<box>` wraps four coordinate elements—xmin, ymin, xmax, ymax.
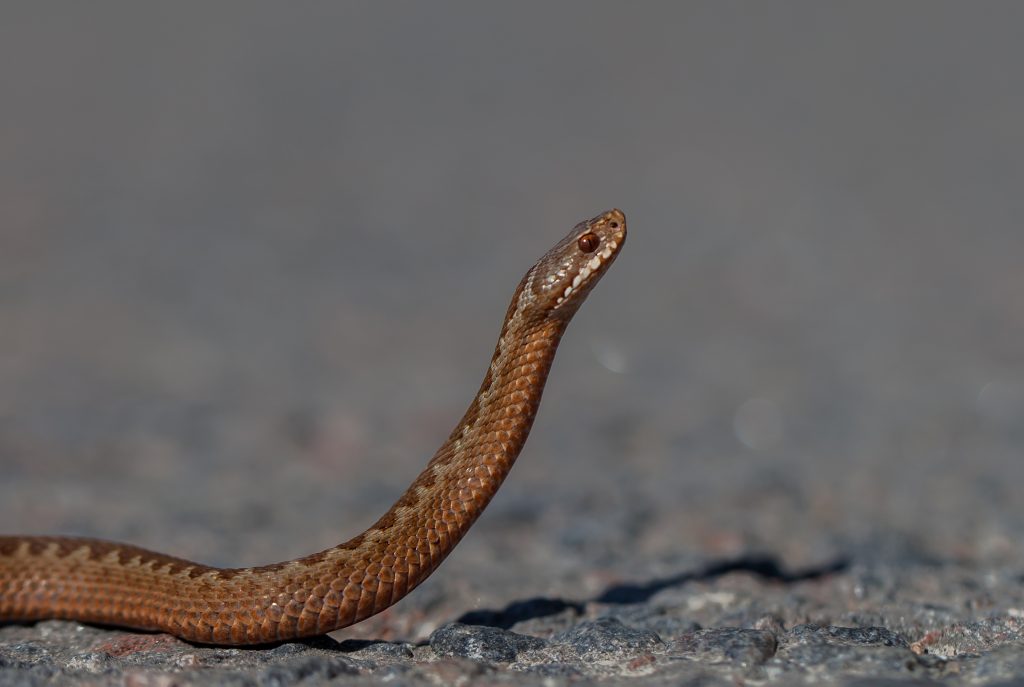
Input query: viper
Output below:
<box><xmin>0</xmin><ymin>209</ymin><xmax>626</xmax><ymax>644</ymax></box>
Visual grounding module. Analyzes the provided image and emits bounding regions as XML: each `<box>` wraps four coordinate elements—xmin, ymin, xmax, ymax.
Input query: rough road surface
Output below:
<box><xmin>4</xmin><ymin>561</ymin><xmax>1024</xmax><ymax>685</ymax></box>
<box><xmin>3</xmin><ymin>3</ymin><xmax>1024</xmax><ymax>686</ymax></box>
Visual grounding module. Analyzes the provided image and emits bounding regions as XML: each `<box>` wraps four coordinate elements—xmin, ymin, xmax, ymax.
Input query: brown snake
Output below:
<box><xmin>0</xmin><ymin>209</ymin><xmax>626</xmax><ymax>645</ymax></box>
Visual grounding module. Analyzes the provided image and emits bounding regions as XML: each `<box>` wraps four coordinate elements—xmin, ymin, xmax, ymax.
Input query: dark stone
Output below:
<box><xmin>429</xmin><ymin>623</ymin><xmax>546</xmax><ymax>663</ymax></box>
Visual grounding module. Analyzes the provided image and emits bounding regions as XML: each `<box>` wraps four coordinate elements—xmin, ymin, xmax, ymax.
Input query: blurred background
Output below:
<box><xmin>2</xmin><ymin>2</ymin><xmax>1023</xmax><ymax>635</ymax></box>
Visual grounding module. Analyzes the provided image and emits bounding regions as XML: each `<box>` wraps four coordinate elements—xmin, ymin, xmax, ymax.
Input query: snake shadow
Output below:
<box><xmin>454</xmin><ymin>553</ymin><xmax>849</xmax><ymax>630</ymax></box>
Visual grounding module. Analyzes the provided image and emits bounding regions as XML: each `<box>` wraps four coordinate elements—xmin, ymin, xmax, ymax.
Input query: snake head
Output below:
<box><xmin>530</xmin><ymin>209</ymin><xmax>627</xmax><ymax>318</ymax></box>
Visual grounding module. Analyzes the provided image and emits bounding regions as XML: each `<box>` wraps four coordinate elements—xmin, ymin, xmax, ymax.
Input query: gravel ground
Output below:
<box><xmin>2</xmin><ymin>3</ymin><xmax>1024</xmax><ymax>685</ymax></box>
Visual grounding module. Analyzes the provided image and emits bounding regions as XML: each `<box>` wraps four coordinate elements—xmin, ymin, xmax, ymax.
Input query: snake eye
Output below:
<box><xmin>577</xmin><ymin>232</ymin><xmax>600</xmax><ymax>253</ymax></box>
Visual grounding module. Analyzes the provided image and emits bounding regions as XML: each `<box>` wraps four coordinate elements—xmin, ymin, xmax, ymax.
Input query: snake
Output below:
<box><xmin>0</xmin><ymin>209</ymin><xmax>626</xmax><ymax>645</ymax></box>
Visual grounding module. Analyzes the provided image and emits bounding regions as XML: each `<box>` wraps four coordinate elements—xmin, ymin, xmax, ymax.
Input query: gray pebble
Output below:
<box><xmin>670</xmin><ymin>628</ymin><xmax>777</xmax><ymax>666</ymax></box>
<box><xmin>63</xmin><ymin>651</ymin><xmax>116</xmax><ymax>674</ymax></box>
<box><xmin>336</xmin><ymin>639</ymin><xmax>414</xmax><ymax>659</ymax></box>
<box><xmin>552</xmin><ymin>617</ymin><xmax>664</xmax><ymax>659</ymax></box>
<box><xmin>429</xmin><ymin>623</ymin><xmax>546</xmax><ymax>663</ymax></box>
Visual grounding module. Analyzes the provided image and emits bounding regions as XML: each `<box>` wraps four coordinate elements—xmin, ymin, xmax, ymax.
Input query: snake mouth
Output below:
<box><xmin>557</xmin><ymin>237</ymin><xmax>618</xmax><ymax>307</ymax></box>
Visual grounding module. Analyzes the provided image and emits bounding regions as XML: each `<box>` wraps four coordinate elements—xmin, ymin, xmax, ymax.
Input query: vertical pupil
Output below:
<box><xmin>578</xmin><ymin>233</ymin><xmax>599</xmax><ymax>253</ymax></box>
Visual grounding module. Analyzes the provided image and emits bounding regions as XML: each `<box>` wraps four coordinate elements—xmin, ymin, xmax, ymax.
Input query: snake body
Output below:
<box><xmin>0</xmin><ymin>209</ymin><xmax>626</xmax><ymax>645</ymax></box>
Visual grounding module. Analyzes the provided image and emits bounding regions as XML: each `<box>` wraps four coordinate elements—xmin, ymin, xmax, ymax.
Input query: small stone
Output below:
<box><xmin>786</xmin><ymin>624</ymin><xmax>909</xmax><ymax>648</ymax></box>
<box><xmin>429</xmin><ymin>623</ymin><xmax>546</xmax><ymax>663</ymax></box>
<box><xmin>670</xmin><ymin>628</ymin><xmax>777</xmax><ymax>666</ymax></box>
<box><xmin>776</xmin><ymin>625</ymin><xmax>928</xmax><ymax>680</ymax></box>
<box><xmin>553</xmin><ymin>617</ymin><xmax>664</xmax><ymax>659</ymax></box>
<box><xmin>337</xmin><ymin>638</ymin><xmax>414</xmax><ymax>659</ymax></box>
<box><xmin>263</xmin><ymin>642</ymin><xmax>311</xmax><ymax>658</ymax></box>
<box><xmin>609</xmin><ymin>604</ymin><xmax>702</xmax><ymax>638</ymax></box>
<box><xmin>65</xmin><ymin>651</ymin><xmax>116</xmax><ymax>674</ymax></box>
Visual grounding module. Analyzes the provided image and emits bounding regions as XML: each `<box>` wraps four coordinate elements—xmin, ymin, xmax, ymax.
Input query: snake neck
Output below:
<box><xmin>363</xmin><ymin>302</ymin><xmax>567</xmax><ymax>555</ymax></box>
<box><xmin>448</xmin><ymin>314</ymin><xmax>567</xmax><ymax>474</ymax></box>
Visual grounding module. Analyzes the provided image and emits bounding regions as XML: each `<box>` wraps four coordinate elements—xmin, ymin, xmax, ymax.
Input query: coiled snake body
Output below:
<box><xmin>0</xmin><ymin>210</ymin><xmax>626</xmax><ymax>644</ymax></box>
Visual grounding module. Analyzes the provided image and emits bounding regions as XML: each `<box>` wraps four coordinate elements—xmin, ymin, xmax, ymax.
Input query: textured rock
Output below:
<box><xmin>669</xmin><ymin>628</ymin><xmax>778</xmax><ymax>666</ymax></box>
<box><xmin>428</xmin><ymin>623</ymin><xmax>546</xmax><ymax>663</ymax></box>
<box><xmin>552</xmin><ymin>617</ymin><xmax>665</xmax><ymax>659</ymax></box>
<box><xmin>258</xmin><ymin>656</ymin><xmax>359</xmax><ymax>686</ymax></box>
<box><xmin>6</xmin><ymin>562</ymin><xmax>1024</xmax><ymax>684</ymax></box>
<box><xmin>785</xmin><ymin>624</ymin><xmax>910</xmax><ymax>648</ymax></box>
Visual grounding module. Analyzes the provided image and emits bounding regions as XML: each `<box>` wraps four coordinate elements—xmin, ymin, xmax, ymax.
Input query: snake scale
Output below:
<box><xmin>0</xmin><ymin>209</ymin><xmax>626</xmax><ymax>645</ymax></box>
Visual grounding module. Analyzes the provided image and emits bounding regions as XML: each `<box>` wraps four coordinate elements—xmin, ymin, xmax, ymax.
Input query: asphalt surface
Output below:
<box><xmin>2</xmin><ymin>4</ymin><xmax>1024</xmax><ymax>685</ymax></box>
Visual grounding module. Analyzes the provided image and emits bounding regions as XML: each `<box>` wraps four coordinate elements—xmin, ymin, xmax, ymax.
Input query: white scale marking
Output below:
<box><xmin>553</xmin><ymin>231</ymin><xmax>620</xmax><ymax>306</ymax></box>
